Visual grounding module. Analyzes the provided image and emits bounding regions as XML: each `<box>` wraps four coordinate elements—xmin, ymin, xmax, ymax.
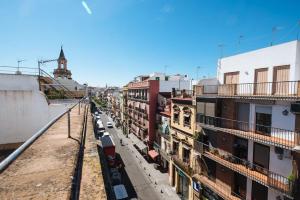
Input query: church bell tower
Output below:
<box><xmin>53</xmin><ymin>46</ymin><xmax>72</xmax><ymax>79</ymax></box>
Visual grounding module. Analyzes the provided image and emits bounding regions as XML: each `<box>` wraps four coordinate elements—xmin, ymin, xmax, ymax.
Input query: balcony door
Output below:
<box><xmin>272</xmin><ymin>65</ymin><xmax>290</xmax><ymax>95</ymax></box>
<box><xmin>254</xmin><ymin>68</ymin><xmax>268</xmax><ymax>95</ymax></box>
<box><xmin>253</xmin><ymin>143</ymin><xmax>270</xmax><ymax>174</ymax></box>
<box><xmin>224</xmin><ymin>72</ymin><xmax>239</xmax><ymax>95</ymax></box>
<box><xmin>224</xmin><ymin>72</ymin><xmax>239</xmax><ymax>84</ymax></box>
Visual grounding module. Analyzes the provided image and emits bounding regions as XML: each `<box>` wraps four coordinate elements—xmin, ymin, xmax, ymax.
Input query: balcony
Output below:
<box><xmin>172</xmin><ymin>154</ymin><xmax>192</xmax><ymax>176</ymax></box>
<box><xmin>172</xmin><ymin>89</ymin><xmax>194</xmax><ymax>99</ymax></box>
<box><xmin>195</xmin><ymin>81</ymin><xmax>300</xmax><ymax>100</ymax></box>
<box><xmin>128</xmin><ymin>95</ymin><xmax>149</xmax><ymax>102</ymax></box>
<box><xmin>192</xmin><ymin>173</ymin><xmax>243</xmax><ymax>200</ymax></box>
<box><xmin>194</xmin><ymin>141</ymin><xmax>294</xmax><ymax>197</ymax></box>
<box><xmin>197</xmin><ymin>114</ymin><xmax>300</xmax><ymax>150</ymax></box>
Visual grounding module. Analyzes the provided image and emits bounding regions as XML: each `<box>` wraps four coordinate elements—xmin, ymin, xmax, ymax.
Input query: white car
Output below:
<box><xmin>102</xmin><ymin>132</ymin><xmax>110</xmax><ymax>137</ymax></box>
<box><xmin>106</xmin><ymin>122</ymin><xmax>113</xmax><ymax>128</ymax></box>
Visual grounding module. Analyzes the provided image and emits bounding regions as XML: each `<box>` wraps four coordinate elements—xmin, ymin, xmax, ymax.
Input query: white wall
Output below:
<box><xmin>218</xmin><ymin>40</ymin><xmax>299</xmax><ymax>84</ymax></box>
<box><xmin>0</xmin><ymin>74</ymin><xmax>69</xmax><ymax>145</ymax></box>
<box><xmin>159</xmin><ymin>80</ymin><xmax>192</xmax><ymax>92</ymax></box>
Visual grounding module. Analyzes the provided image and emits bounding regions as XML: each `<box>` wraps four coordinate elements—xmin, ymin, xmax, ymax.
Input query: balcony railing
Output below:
<box><xmin>192</xmin><ymin>173</ymin><xmax>244</xmax><ymax>200</ymax></box>
<box><xmin>172</xmin><ymin>89</ymin><xmax>194</xmax><ymax>98</ymax></box>
<box><xmin>172</xmin><ymin>154</ymin><xmax>192</xmax><ymax>176</ymax></box>
<box><xmin>128</xmin><ymin>95</ymin><xmax>149</xmax><ymax>102</ymax></box>
<box><xmin>193</xmin><ymin>140</ymin><xmax>295</xmax><ymax>197</ymax></box>
<box><xmin>195</xmin><ymin>81</ymin><xmax>300</xmax><ymax>99</ymax></box>
<box><xmin>197</xmin><ymin>114</ymin><xmax>300</xmax><ymax>149</ymax></box>
<box><xmin>194</xmin><ymin>85</ymin><xmax>218</xmax><ymax>96</ymax></box>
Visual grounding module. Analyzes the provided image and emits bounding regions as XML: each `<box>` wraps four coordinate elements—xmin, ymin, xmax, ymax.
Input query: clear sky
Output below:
<box><xmin>0</xmin><ymin>0</ymin><xmax>300</xmax><ymax>87</ymax></box>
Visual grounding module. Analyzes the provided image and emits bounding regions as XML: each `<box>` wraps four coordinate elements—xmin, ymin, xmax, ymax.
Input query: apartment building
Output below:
<box><xmin>121</xmin><ymin>85</ymin><xmax>129</xmax><ymax>135</ymax></box>
<box><xmin>170</xmin><ymin>89</ymin><xmax>196</xmax><ymax>200</ymax></box>
<box><xmin>126</xmin><ymin>73</ymin><xmax>192</xmax><ymax>152</ymax></box>
<box><xmin>155</xmin><ymin>92</ymin><xmax>172</xmax><ymax>173</ymax></box>
<box><xmin>193</xmin><ymin>41</ymin><xmax>300</xmax><ymax>200</ymax></box>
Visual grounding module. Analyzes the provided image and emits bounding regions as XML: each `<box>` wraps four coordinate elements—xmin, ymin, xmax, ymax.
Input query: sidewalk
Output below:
<box><xmin>109</xmin><ymin>117</ymin><xmax>180</xmax><ymax>200</ymax></box>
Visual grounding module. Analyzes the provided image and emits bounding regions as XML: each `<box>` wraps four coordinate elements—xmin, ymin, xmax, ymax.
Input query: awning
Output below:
<box><xmin>148</xmin><ymin>150</ymin><xmax>159</xmax><ymax>160</ymax></box>
<box><xmin>136</xmin><ymin>141</ymin><xmax>147</xmax><ymax>152</ymax></box>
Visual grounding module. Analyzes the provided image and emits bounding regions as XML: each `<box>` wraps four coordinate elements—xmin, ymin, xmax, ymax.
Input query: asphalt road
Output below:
<box><xmin>100</xmin><ymin>113</ymin><xmax>161</xmax><ymax>200</ymax></box>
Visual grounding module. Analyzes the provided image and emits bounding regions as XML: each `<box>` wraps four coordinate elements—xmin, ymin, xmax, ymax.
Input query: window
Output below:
<box><xmin>173</xmin><ymin>142</ymin><xmax>179</xmax><ymax>155</ymax></box>
<box><xmin>165</xmin><ymin>76</ymin><xmax>169</xmax><ymax>81</ymax></box>
<box><xmin>183</xmin><ymin>148</ymin><xmax>190</xmax><ymax>163</ymax></box>
<box><xmin>173</xmin><ymin>105</ymin><xmax>180</xmax><ymax>123</ymax></box>
<box><xmin>253</xmin><ymin>143</ymin><xmax>270</xmax><ymax>174</ymax></box>
<box><xmin>255</xmin><ymin>112</ymin><xmax>271</xmax><ymax>135</ymax></box>
<box><xmin>183</xmin><ymin>107</ymin><xmax>191</xmax><ymax>127</ymax></box>
<box><xmin>155</xmin><ymin>77</ymin><xmax>160</xmax><ymax>81</ymax></box>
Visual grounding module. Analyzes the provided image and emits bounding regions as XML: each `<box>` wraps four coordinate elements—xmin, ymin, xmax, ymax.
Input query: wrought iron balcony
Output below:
<box><xmin>192</xmin><ymin>172</ymin><xmax>243</xmax><ymax>200</ymax></box>
<box><xmin>195</xmin><ymin>81</ymin><xmax>300</xmax><ymax>100</ymax></box>
<box><xmin>197</xmin><ymin>114</ymin><xmax>300</xmax><ymax>150</ymax></box>
<box><xmin>193</xmin><ymin>140</ymin><xmax>295</xmax><ymax>197</ymax></box>
<box><xmin>172</xmin><ymin>154</ymin><xmax>192</xmax><ymax>176</ymax></box>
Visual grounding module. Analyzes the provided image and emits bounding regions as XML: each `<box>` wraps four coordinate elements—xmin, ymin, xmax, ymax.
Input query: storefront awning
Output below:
<box><xmin>148</xmin><ymin>150</ymin><xmax>159</xmax><ymax>160</ymax></box>
<box><xmin>136</xmin><ymin>141</ymin><xmax>147</xmax><ymax>152</ymax></box>
<box><xmin>129</xmin><ymin>133</ymin><xmax>147</xmax><ymax>152</ymax></box>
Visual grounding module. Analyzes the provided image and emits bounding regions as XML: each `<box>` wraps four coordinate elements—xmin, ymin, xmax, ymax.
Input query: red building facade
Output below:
<box><xmin>127</xmin><ymin>80</ymin><xmax>159</xmax><ymax>149</ymax></box>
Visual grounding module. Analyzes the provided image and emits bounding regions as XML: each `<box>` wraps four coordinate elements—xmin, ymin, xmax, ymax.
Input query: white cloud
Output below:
<box><xmin>82</xmin><ymin>1</ymin><xmax>92</xmax><ymax>15</ymax></box>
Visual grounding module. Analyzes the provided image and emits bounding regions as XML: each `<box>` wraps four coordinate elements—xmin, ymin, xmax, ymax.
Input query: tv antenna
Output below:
<box><xmin>16</xmin><ymin>59</ymin><xmax>26</xmax><ymax>75</ymax></box>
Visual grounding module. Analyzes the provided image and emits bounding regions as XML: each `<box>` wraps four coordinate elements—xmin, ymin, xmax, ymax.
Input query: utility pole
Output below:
<box><xmin>271</xmin><ymin>26</ymin><xmax>282</xmax><ymax>46</ymax></box>
<box><xmin>218</xmin><ymin>44</ymin><xmax>225</xmax><ymax>59</ymax></box>
<box><xmin>237</xmin><ymin>35</ymin><xmax>243</xmax><ymax>52</ymax></box>
<box><xmin>196</xmin><ymin>66</ymin><xmax>202</xmax><ymax>81</ymax></box>
<box><xmin>297</xmin><ymin>21</ymin><xmax>300</xmax><ymax>40</ymax></box>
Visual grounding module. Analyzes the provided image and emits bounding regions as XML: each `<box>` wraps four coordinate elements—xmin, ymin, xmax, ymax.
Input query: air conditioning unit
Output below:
<box><xmin>291</xmin><ymin>102</ymin><xmax>300</xmax><ymax>113</ymax></box>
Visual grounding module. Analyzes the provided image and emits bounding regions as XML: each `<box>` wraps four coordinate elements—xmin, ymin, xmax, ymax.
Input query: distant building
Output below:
<box><xmin>124</xmin><ymin>72</ymin><xmax>193</xmax><ymax>154</ymax></box>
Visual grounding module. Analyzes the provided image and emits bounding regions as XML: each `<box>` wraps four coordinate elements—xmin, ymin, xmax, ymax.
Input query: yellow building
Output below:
<box><xmin>169</xmin><ymin>89</ymin><xmax>196</xmax><ymax>200</ymax></box>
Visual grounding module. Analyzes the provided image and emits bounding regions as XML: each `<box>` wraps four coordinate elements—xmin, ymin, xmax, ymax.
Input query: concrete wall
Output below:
<box><xmin>159</xmin><ymin>80</ymin><xmax>192</xmax><ymax>92</ymax></box>
<box><xmin>218</xmin><ymin>40</ymin><xmax>300</xmax><ymax>84</ymax></box>
<box><xmin>0</xmin><ymin>74</ymin><xmax>68</xmax><ymax>146</ymax></box>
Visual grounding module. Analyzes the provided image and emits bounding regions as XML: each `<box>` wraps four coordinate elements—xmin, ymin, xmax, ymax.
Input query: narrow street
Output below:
<box><xmin>100</xmin><ymin>113</ymin><xmax>163</xmax><ymax>200</ymax></box>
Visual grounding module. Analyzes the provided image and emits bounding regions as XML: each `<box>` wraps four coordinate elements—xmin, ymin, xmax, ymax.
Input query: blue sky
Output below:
<box><xmin>0</xmin><ymin>0</ymin><xmax>300</xmax><ymax>87</ymax></box>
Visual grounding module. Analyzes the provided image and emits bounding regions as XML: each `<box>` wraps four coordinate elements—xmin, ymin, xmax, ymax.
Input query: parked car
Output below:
<box><xmin>106</xmin><ymin>122</ymin><xmax>113</xmax><ymax>128</ymax></box>
<box><xmin>111</xmin><ymin>171</ymin><xmax>122</xmax><ymax>185</ymax></box>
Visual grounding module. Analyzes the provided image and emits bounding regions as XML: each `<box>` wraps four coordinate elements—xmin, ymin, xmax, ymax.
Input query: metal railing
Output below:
<box><xmin>193</xmin><ymin>140</ymin><xmax>294</xmax><ymax>196</ymax></box>
<box><xmin>0</xmin><ymin>66</ymin><xmax>39</xmax><ymax>75</ymax></box>
<box><xmin>194</xmin><ymin>85</ymin><xmax>218</xmax><ymax>96</ymax></box>
<box><xmin>172</xmin><ymin>154</ymin><xmax>192</xmax><ymax>176</ymax></box>
<box><xmin>218</xmin><ymin>81</ymin><xmax>300</xmax><ymax>97</ymax></box>
<box><xmin>192</xmin><ymin>167</ymin><xmax>245</xmax><ymax>200</ymax></box>
<box><xmin>195</xmin><ymin>81</ymin><xmax>300</xmax><ymax>99</ymax></box>
<box><xmin>172</xmin><ymin>89</ymin><xmax>194</xmax><ymax>98</ymax></box>
<box><xmin>40</xmin><ymin>69</ymin><xmax>84</xmax><ymax>99</ymax></box>
<box><xmin>0</xmin><ymin>97</ymin><xmax>87</xmax><ymax>173</ymax></box>
<box><xmin>197</xmin><ymin>114</ymin><xmax>300</xmax><ymax>149</ymax></box>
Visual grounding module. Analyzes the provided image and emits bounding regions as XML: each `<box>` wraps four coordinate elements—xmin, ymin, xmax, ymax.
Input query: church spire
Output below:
<box><xmin>59</xmin><ymin>45</ymin><xmax>65</xmax><ymax>59</ymax></box>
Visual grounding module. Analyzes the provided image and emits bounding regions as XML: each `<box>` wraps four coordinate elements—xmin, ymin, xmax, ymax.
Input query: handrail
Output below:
<box><xmin>40</xmin><ymin>69</ymin><xmax>70</xmax><ymax>91</ymax></box>
<box><xmin>193</xmin><ymin>140</ymin><xmax>294</xmax><ymax>196</ymax></box>
<box><xmin>197</xmin><ymin>114</ymin><xmax>300</xmax><ymax>149</ymax></box>
<box><xmin>0</xmin><ymin>97</ymin><xmax>86</xmax><ymax>173</ymax></box>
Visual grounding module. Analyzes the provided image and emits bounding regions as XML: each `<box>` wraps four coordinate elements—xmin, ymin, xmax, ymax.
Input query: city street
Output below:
<box><xmin>100</xmin><ymin>113</ymin><xmax>161</xmax><ymax>200</ymax></box>
<box><xmin>100</xmin><ymin>113</ymin><xmax>180</xmax><ymax>200</ymax></box>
